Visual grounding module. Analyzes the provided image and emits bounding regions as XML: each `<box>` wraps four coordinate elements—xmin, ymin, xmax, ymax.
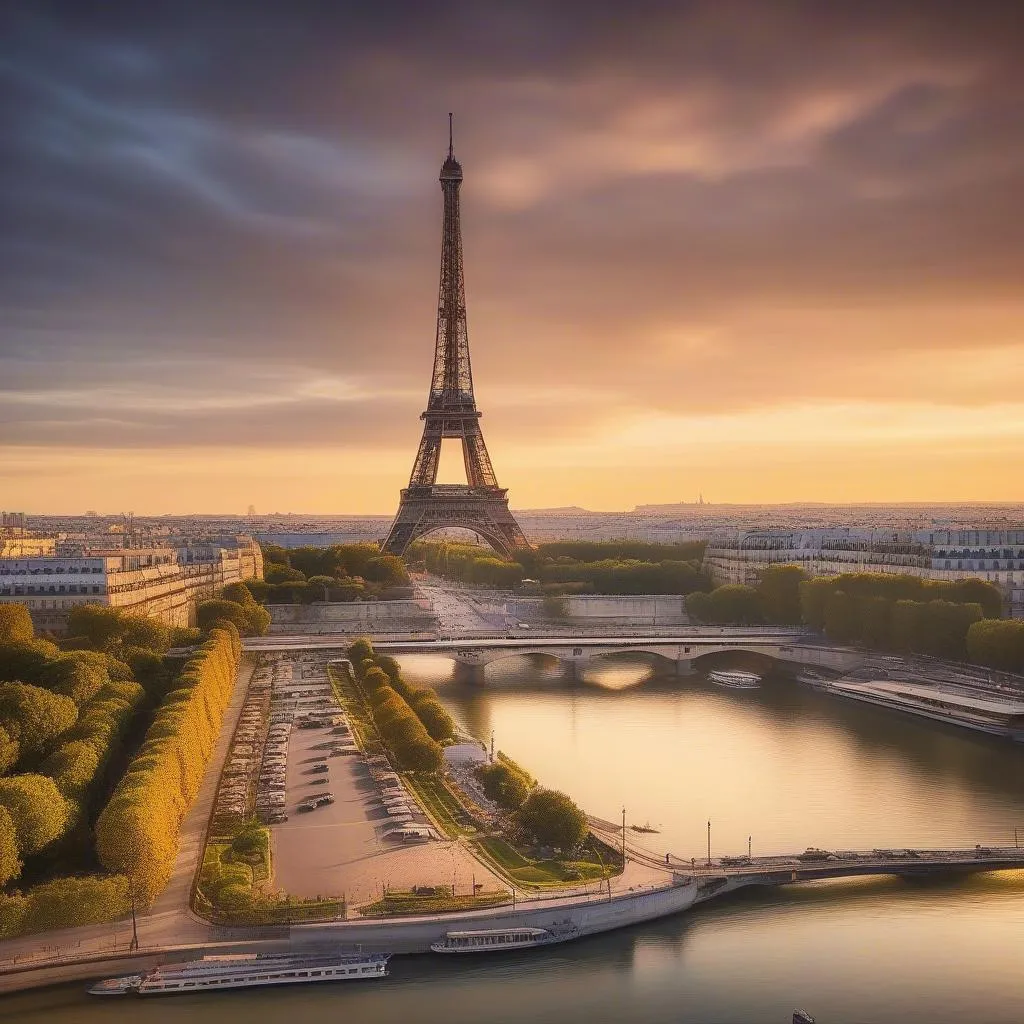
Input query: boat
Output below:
<box><xmin>630</xmin><ymin>823</ymin><xmax>660</xmax><ymax>834</ymax></box>
<box><xmin>826</xmin><ymin>678</ymin><xmax>1024</xmax><ymax>742</ymax></box>
<box><xmin>708</xmin><ymin>670</ymin><xmax>761</xmax><ymax>689</ymax></box>
<box><xmin>430</xmin><ymin>926</ymin><xmax>575</xmax><ymax>953</ymax></box>
<box><xmin>87</xmin><ymin>953</ymin><xmax>390</xmax><ymax>996</ymax></box>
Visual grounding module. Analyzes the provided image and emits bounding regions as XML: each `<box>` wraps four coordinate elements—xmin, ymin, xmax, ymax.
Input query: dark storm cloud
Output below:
<box><xmin>2</xmin><ymin>0</ymin><xmax>1024</xmax><ymax>451</ymax></box>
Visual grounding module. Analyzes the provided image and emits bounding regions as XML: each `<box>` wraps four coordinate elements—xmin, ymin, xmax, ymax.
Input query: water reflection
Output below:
<box><xmin>11</xmin><ymin>654</ymin><xmax>1024</xmax><ymax>1024</ymax></box>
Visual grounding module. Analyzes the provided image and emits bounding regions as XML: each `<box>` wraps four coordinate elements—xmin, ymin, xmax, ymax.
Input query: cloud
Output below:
<box><xmin>1</xmin><ymin>1</ymin><xmax>1023</xmax><ymax>508</ymax></box>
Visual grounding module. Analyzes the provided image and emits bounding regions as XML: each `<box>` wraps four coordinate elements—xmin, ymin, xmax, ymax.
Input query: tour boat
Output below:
<box><xmin>430</xmin><ymin>926</ymin><xmax>576</xmax><ymax>953</ymax></box>
<box><xmin>87</xmin><ymin>952</ymin><xmax>390</xmax><ymax>996</ymax></box>
<box><xmin>708</xmin><ymin>670</ymin><xmax>761</xmax><ymax>689</ymax></box>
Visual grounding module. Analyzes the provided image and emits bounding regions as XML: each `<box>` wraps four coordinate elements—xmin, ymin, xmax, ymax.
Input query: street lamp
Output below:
<box><xmin>128</xmin><ymin>875</ymin><xmax>139</xmax><ymax>952</ymax></box>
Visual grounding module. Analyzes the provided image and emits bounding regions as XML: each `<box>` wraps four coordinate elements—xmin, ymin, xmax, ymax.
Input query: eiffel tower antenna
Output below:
<box><xmin>382</xmin><ymin>118</ymin><xmax>530</xmax><ymax>559</ymax></box>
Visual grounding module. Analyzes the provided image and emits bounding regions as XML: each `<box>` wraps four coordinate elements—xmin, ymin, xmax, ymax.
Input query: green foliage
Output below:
<box><xmin>0</xmin><ymin>682</ymin><xmax>78</xmax><ymax>757</ymax></box>
<box><xmin>196</xmin><ymin>595</ymin><xmax>270</xmax><ymax>637</ymax></box>
<box><xmin>65</xmin><ymin>605</ymin><xmax>173</xmax><ymax>657</ymax></box>
<box><xmin>541</xmin><ymin>594</ymin><xmax>569</xmax><ymax>620</ymax></box>
<box><xmin>0</xmin><ymin>725</ymin><xmax>17</xmax><ymax>774</ymax></box>
<box><xmin>363</xmin><ymin>666</ymin><xmax>390</xmax><ymax>692</ymax></box>
<box><xmin>0</xmin><ymin>773</ymin><xmax>75</xmax><ymax>856</ymax></box>
<box><xmin>756</xmin><ymin>565</ymin><xmax>808</xmax><ymax>624</ymax></box>
<box><xmin>230</xmin><ymin>822</ymin><xmax>266</xmax><ymax>857</ymax></box>
<box><xmin>477</xmin><ymin>761</ymin><xmax>531</xmax><ymax>810</ymax></box>
<box><xmin>95</xmin><ymin>628</ymin><xmax>240</xmax><ymax>903</ymax></box>
<box><xmin>517</xmin><ymin>788</ymin><xmax>588</xmax><ymax>851</ymax></box>
<box><xmin>0</xmin><ymin>605</ymin><xmax>34</xmax><ymax>644</ymax></box>
<box><xmin>0</xmin><ymin>893</ymin><xmax>27</xmax><ymax>938</ymax></box>
<box><xmin>364</xmin><ymin>555</ymin><xmax>410</xmax><ymax>587</ymax></box>
<box><xmin>966</xmin><ymin>619</ymin><xmax>1024</xmax><ymax>672</ymax></box>
<box><xmin>40</xmin><ymin>740</ymin><xmax>102</xmax><ymax>796</ymax></box>
<box><xmin>19</xmin><ymin>875</ymin><xmax>131</xmax><ymax>934</ymax></box>
<box><xmin>687</xmin><ymin>584</ymin><xmax>763</xmax><ymax>625</ymax></box>
<box><xmin>0</xmin><ymin>806</ymin><xmax>22</xmax><ymax>886</ymax></box>
<box><xmin>409</xmin><ymin>691</ymin><xmax>456</xmax><ymax>742</ymax></box>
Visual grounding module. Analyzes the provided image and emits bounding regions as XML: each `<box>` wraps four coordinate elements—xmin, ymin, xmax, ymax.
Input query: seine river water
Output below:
<box><xmin>9</xmin><ymin>655</ymin><xmax>1024</xmax><ymax>1024</ymax></box>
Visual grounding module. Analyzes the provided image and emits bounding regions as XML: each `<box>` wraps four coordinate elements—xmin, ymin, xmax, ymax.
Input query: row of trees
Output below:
<box><xmin>347</xmin><ymin>639</ymin><xmax>453</xmax><ymax>772</ymax></box>
<box><xmin>684</xmin><ymin>567</ymin><xmax>1006</xmax><ymax>664</ymax></box>
<box><xmin>412</xmin><ymin>540</ymin><xmax>711</xmax><ymax>596</ymax></box>
<box><xmin>257</xmin><ymin>545</ymin><xmax>410</xmax><ymax>604</ymax></box>
<box><xmin>95</xmin><ymin>625</ymin><xmax>242</xmax><ymax>903</ymax></box>
<box><xmin>1</xmin><ymin>605</ymin><xmax>153</xmax><ymax>888</ymax></box>
<box><xmin>966</xmin><ymin>619</ymin><xmax>1024</xmax><ymax>672</ymax></box>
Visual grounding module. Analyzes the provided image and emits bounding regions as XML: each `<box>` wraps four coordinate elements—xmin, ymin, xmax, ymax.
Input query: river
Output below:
<box><xmin>8</xmin><ymin>655</ymin><xmax>1024</xmax><ymax>1023</ymax></box>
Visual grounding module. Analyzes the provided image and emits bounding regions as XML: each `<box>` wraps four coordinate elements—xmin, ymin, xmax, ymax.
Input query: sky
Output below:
<box><xmin>2</xmin><ymin>0</ymin><xmax>1023</xmax><ymax>514</ymax></box>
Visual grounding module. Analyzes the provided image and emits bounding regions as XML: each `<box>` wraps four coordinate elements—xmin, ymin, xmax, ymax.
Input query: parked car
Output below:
<box><xmin>310</xmin><ymin>762</ymin><xmax>329</xmax><ymax>773</ymax></box>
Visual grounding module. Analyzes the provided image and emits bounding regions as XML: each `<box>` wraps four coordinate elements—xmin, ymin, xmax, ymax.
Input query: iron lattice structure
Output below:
<box><xmin>382</xmin><ymin>118</ymin><xmax>530</xmax><ymax>560</ymax></box>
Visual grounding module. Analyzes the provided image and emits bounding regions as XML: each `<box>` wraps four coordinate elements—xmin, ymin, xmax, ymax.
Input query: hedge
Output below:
<box><xmin>95</xmin><ymin>625</ymin><xmax>241</xmax><ymax>903</ymax></box>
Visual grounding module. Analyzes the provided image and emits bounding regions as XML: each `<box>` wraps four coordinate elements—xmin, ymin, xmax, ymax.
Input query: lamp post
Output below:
<box><xmin>621</xmin><ymin>807</ymin><xmax>627</xmax><ymax>864</ymax></box>
<box><xmin>707</xmin><ymin>820</ymin><xmax>711</xmax><ymax>867</ymax></box>
<box><xmin>128</xmin><ymin>876</ymin><xmax>139</xmax><ymax>952</ymax></box>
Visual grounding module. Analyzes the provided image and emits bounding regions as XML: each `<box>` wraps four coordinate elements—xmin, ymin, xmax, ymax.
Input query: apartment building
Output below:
<box><xmin>703</xmin><ymin>528</ymin><xmax>1024</xmax><ymax>619</ymax></box>
<box><xmin>0</xmin><ymin>535</ymin><xmax>264</xmax><ymax>633</ymax></box>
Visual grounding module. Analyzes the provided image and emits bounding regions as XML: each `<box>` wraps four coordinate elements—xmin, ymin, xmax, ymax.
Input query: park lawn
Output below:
<box><xmin>358</xmin><ymin>889</ymin><xmax>510</xmax><ymax>918</ymax></box>
<box><xmin>474</xmin><ymin>836</ymin><xmax>615</xmax><ymax>887</ymax></box>
<box><xmin>405</xmin><ymin>774</ymin><xmax>480</xmax><ymax>838</ymax></box>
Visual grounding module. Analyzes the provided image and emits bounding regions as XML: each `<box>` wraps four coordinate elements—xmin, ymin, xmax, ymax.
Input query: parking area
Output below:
<box><xmin>258</xmin><ymin>655</ymin><xmax>498</xmax><ymax>906</ymax></box>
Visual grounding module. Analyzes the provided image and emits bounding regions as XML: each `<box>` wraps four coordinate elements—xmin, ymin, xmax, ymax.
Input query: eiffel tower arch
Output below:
<box><xmin>382</xmin><ymin>117</ymin><xmax>530</xmax><ymax>561</ymax></box>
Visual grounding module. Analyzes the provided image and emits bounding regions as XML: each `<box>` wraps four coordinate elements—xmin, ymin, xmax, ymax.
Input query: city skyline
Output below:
<box><xmin>3</xmin><ymin>2</ymin><xmax>1024</xmax><ymax>513</ymax></box>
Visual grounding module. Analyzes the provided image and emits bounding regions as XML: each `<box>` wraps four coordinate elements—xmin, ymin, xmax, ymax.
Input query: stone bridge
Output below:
<box><xmin>244</xmin><ymin>629</ymin><xmax>864</xmax><ymax>683</ymax></box>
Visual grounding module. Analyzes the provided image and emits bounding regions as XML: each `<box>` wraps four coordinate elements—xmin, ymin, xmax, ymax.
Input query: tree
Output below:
<box><xmin>65</xmin><ymin>604</ymin><xmax>127</xmax><ymax>651</ymax></box>
<box><xmin>0</xmin><ymin>806</ymin><xmax>22</xmax><ymax>886</ymax></box>
<box><xmin>394</xmin><ymin>734</ymin><xmax>443</xmax><ymax>772</ymax></box>
<box><xmin>518</xmin><ymin>788</ymin><xmax>587</xmax><ymax>851</ymax></box>
<box><xmin>347</xmin><ymin>638</ymin><xmax>374</xmax><ymax>666</ymax></box>
<box><xmin>0</xmin><ymin>725</ymin><xmax>18</xmax><ymax>774</ymax></box>
<box><xmin>307</xmin><ymin>575</ymin><xmax>336</xmax><ymax>602</ymax></box>
<box><xmin>757</xmin><ymin>565</ymin><xmax>808</xmax><ymax>624</ymax></box>
<box><xmin>478</xmin><ymin>761</ymin><xmax>531</xmax><ymax>810</ymax></box>
<box><xmin>363</xmin><ymin>555</ymin><xmax>409</xmax><ymax>587</ymax></box>
<box><xmin>0</xmin><ymin>682</ymin><xmax>78</xmax><ymax>756</ymax></box>
<box><xmin>363</xmin><ymin>667</ymin><xmax>390</xmax><ymax>692</ymax></box>
<box><xmin>0</xmin><ymin>774</ymin><xmax>75</xmax><ymax>855</ymax></box>
<box><xmin>687</xmin><ymin>584</ymin><xmax>763</xmax><ymax>625</ymax></box>
<box><xmin>824</xmin><ymin>591</ymin><xmax>858</xmax><ymax>644</ymax></box>
<box><xmin>966</xmin><ymin>619</ymin><xmax>1024</xmax><ymax>671</ymax></box>
<box><xmin>0</xmin><ymin>605</ymin><xmax>33</xmax><ymax>644</ymax></box>
<box><xmin>41</xmin><ymin>740</ymin><xmax>102</xmax><ymax>795</ymax></box>
<box><xmin>410</xmin><ymin>693</ymin><xmax>456</xmax><ymax>742</ymax></box>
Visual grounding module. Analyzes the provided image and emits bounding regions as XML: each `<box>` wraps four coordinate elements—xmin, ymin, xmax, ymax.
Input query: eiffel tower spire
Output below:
<box><xmin>382</xmin><ymin>118</ymin><xmax>529</xmax><ymax>559</ymax></box>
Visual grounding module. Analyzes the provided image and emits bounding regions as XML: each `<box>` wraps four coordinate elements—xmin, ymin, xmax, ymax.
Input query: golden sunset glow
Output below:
<box><xmin>2</xmin><ymin>5</ymin><xmax>1023</xmax><ymax>511</ymax></box>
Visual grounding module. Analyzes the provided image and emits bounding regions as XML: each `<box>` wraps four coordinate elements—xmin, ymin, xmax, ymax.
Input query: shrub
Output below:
<box><xmin>0</xmin><ymin>605</ymin><xmax>34</xmax><ymax>644</ymax></box>
<box><xmin>0</xmin><ymin>682</ymin><xmax>78</xmax><ymax>757</ymax></box>
<box><xmin>0</xmin><ymin>774</ymin><xmax>76</xmax><ymax>856</ymax></box>
<box><xmin>95</xmin><ymin>628</ymin><xmax>240</xmax><ymax>903</ymax></box>
<box><xmin>20</xmin><ymin>875</ymin><xmax>131</xmax><ymax>933</ymax></box>
<box><xmin>0</xmin><ymin>806</ymin><xmax>22</xmax><ymax>886</ymax></box>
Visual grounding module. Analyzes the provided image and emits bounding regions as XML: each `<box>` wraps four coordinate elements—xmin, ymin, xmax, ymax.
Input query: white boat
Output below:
<box><xmin>708</xmin><ymin>670</ymin><xmax>761</xmax><ymax>689</ymax></box>
<box><xmin>431</xmin><ymin>926</ymin><xmax>575</xmax><ymax>953</ymax></box>
<box><xmin>87</xmin><ymin>953</ymin><xmax>390</xmax><ymax>996</ymax></box>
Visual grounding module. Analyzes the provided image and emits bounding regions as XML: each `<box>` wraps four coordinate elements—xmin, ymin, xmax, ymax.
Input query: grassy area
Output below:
<box><xmin>194</xmin><ymin>824</ymin><xmax>344</xmax><ymax>924</ymax></box>
<box><xmin>358</xmin><ymin>888</ymin><xmax>511</xmax><ymax>918</ymax></box>
<box><xmin>405</xmin><ymin>773</ymin><xmax>481</xmax><ymax>838</ymax></box>
<box><xmin>474</xmin><ymin>835</ymin><xmax>620</xmax><ymax>888</ymax></box>
<box><xmin>327</xmin><ymin>663</ymin><xmax>385</xmax><ymax>757</ymax></box>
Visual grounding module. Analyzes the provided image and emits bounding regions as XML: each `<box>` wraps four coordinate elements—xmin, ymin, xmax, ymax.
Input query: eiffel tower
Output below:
<box><xmin>382</xmin><ymin>117</ymin><xmax>529</xmax><ymax>560</ymax></box>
